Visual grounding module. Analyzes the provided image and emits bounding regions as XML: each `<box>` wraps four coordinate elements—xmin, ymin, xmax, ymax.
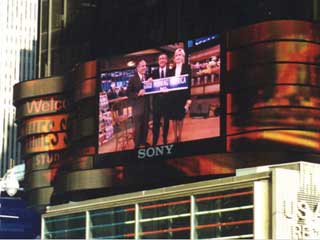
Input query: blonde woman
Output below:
<box><xmin>166</xmin><ymin>48</ymin><xmax>191</xmax><ymax>143</ymax></box>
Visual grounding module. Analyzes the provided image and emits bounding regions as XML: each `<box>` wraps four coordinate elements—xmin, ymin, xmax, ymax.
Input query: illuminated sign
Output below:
<box><xmin>137</xmin><ymin>144</ymin><xmax>174</xmax><ymax>159</ymax></box>
<box><xmin>13</xmin><ymin>76</ymin><xmax>65</xmax><ymax>103</ymax></box>
<box><xmin>98</xmin><ymin>40</ymin><xmax>221</xmax><ymax>155</ymax></box>
<box><xmin>228</xmin><ymin>20</ymin><xmax>320</xmax><ymax>49</ymax></box>
<box><xmin>20</xmin><ymin>114</ymin><xmax>68</xmax><ymax>137</ymax></box>
<box><xmin>16</xmin><ymin>95</ymin><xmax>67</xmax><ymax>119</ymax></box>
<box><xmin>23</xmin><ymin>132</ymin><xmax>68</xmax><ymax>155</ymax></box>
<box><xmin>25</xmin><ymin>152</ymin><xmax>63</xmax><ymax>172</ymax></box>
<box><xmin>143</xmin><ymin>75</ymin><xmax>189</xmax><ymax>95</ymax></box>
<box><xmin>273</xmin><ymin>164</ymin><xmax>320</xmax><ymax>239</ymax></box>
<box><xmin>284</xmin><ymin>200</ymin><xmax>320</xmax><ymax>238</ymax></box>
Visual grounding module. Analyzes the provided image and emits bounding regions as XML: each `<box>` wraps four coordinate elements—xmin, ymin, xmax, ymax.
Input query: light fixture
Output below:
<box><xmin>127</xmin><ymin>61</ymin><xmax>136</xmax><ymax>67</ymax></box>
<box><xmin>0</xmin><ymin>169</ymin><xmax>20</xmax><ymax>197</ymax></box>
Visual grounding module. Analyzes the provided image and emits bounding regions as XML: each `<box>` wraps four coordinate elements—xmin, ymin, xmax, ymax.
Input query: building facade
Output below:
<box><xmin>42</xmin><ymin>161</ymin><xmax>320</xmax><ymax>239</ymax></box>
<box><xmin>38</xmin><ymin>0</ymin><xmax>97</xmax><ymax>78</ymax></box>
<box><xmin>0</xmin><ymin>0</ymin><xmax>38</xmax><ymax>176</ymax></box>
<box><xmin>38</xmin><ymin>0</ymin><xmax>320</xmax><ymax>78</ymax></box>
<box><xmin>14</xmin><ymin>17</ymin><xmax>320</xmax><ymax>211</ymax></box>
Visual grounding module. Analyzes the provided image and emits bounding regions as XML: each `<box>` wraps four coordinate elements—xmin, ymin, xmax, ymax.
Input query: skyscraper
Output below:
<box><xmin>0</xmin><ymin>0</ymin><xmax>38</xmax><ymax>176</ymax></box>
<box><xmin>38</xmin><ymin>0</ymin><xmax>97</xmax><ymax>78</ymax></box>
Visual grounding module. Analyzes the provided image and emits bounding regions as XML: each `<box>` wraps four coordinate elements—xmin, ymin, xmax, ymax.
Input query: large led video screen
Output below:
<box><xmin>98</xmin><ymin>37</ymin><xmax>221</xmax><ymax>157</ymax></box>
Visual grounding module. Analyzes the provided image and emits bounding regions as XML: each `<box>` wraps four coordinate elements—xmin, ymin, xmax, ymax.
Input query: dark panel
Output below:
<box><xmin>26</xmin><ymin>187</ymin><xmax>54</xmax><ymax>208</ymax></box>
<box><xmin>69</xmin><ymin>155</ymin><xmax>94</xmax><ymax>170</ymax></box>
<box><xmin>54</xmin><ymin>168</ymin><xmax>116</xmax><ymax>193</ymax></box>
<box><xmin>65</xmin><ymin>144</ymin><xmax>96</xmax><ymax>170</ymax></box>
<box><xmin>70</xmin><ymin>117</ymin><xmax>96</xmax><ymax>141</ymax></box>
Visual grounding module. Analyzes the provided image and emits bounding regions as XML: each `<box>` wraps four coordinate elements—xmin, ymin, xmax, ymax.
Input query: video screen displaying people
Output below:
<box><xmin>98</xmin><ymin>39</ymin><xmax>221</xmax><ymax>154</ymax></box>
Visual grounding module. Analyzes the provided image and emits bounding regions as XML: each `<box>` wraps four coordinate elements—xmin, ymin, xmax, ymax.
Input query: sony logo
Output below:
<box><xmin>138</xmin><ymin>144</ymin><xmax>174</xmax><ymax>159</ymax></box>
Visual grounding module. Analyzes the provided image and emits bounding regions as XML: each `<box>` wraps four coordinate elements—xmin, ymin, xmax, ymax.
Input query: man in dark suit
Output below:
<box><xmin>127</xmin><ymin>59</ymin><xmax>149</xmax><ymax>148</ymax></box>
<box><xmin>150</xmin><ymin>53</ymin><xmax>173</xmax><ymax>145</ymax></box>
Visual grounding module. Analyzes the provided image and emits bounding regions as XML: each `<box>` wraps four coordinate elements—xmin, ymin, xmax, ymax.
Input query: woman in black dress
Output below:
<box><xmin>167</xmin><ymin>48</ymin><xmax>191</xmax><ymax>142</ymax></box>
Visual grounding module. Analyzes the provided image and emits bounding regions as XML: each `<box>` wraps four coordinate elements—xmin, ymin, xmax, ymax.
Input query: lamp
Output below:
<box><xmin>0</xmin><ymin>169</ymin><xmax>20</xmax><ymax>197</ymax></box>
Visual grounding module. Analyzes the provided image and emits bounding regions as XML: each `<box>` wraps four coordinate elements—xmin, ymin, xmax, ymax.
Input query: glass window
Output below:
<box><xmin>139</xmin><ymin>197</ymin><xmax>190</xmax><ymax>239</ymax></box>
<box><xmin>45</xmin><ymin>212</ymin><xmax>85</xmax><ymax>239</ymax></box>
<box><xmin>90</xmin><ymin>205</ymin><xmax>135</xmax><ymax>239</ymax></box>
<box><xmin>194</xmin><ymin>188</ymin><xmax>254</xmax><ymax>239</ymax></box>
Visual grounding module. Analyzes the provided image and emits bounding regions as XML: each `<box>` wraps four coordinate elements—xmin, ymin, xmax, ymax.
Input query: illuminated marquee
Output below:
<box><xmin>13</xmin><ymin>76</ymin><xmax>66</xmax><ymax>102</ymax></box>
<box><xmin>23</xmin><ymin>132</ymin><xmax>68</xmax><ymax>155</ymax></box>
<box><xmin>143</xmin><ymin>75</ymin><xmax>189</xmax><ymax>95</ymax></box>
<box><xmin>138</xmin><ymin>144</ymin><xmax>174</xmax><ymax>159</ymax></box>
<box><xmin>16</xmin><ymin>95</ymin><xmax>67</xmax><ymax>119</ymax></box>
<box><xmin>25</xmin><ymin>152</ymin><xmax>64</xmax><ymax>172</ymax></box>
<box><xmin>20</xmin><ymin>114</ymin><xmax>68</xmax><ymax>137</ymax></box>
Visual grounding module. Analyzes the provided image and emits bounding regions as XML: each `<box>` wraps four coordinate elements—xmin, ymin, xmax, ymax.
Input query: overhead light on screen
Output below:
<box><xmin>127</xmin><ymin>61</ymin><xmax>135</xmax><ymax>67</ymax></box>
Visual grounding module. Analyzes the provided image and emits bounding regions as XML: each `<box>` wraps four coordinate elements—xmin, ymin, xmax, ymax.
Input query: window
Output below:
<box><xmin>90</xmin><ymin>205</ymin><xmax>135</xmax><ymax>239</ymax></box>
<box><xmin>45</xmin><ymin>213</ymin><xmax>85</xmax><ymax>239</ymax></box>
<box><xmin>194</xmin><ymin>188</ymin><xmax>254</xmax><ymax>239</ymax></box>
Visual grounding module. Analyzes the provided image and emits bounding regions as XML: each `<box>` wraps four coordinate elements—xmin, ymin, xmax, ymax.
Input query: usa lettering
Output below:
<box><xmin>285</xmin><ymin>200</ymin><xmax>320</xmax><ymax>220</ymax></box>
<box><xmin>284</xmin><ymin>200</ymin><xmax>320</xmax><ymax>239</ymax></box>
<box><xmin>138</xmin><ymin>144</ymin><xmax>174</xmax><ymax>159</ymax></box>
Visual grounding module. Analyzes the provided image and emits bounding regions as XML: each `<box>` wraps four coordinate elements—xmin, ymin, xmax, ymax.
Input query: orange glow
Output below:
<box><xmin>75</xmin><ymin>78</ymin><xmax>96</xmax><ymax>101</ymax></box>
<box><xmin>227</xmin><ymin>108</ymin><xmax>320</xmax><ymax>135</ymax></box>
<box><xmin>262</xmin><ymin>130</ymin><xmax>320</xmax><ymax>149</ymax></box>
<box><xmin>227</xmin><ymin>130</ymin><xmax>320</xmax><ymax>152</ymax></box>
<box><xmin>80</xmin><ymin>60</ymin><xmax>97</xmax><ymax>79</ymax></box>
<box><xmin>20</xmin><ymin>114</ymin><xmax>68</xmax><ymax>137</ymax></box>
<box><xmin>228</xmin><ymin>20</ymin><xmax>320</xmax><ymax>49</ymax></box>
<box><xmin>23</xmin><ymin>132</ymin><xmax>68</xmax><ymax>155</ymax></box>
<box><xmin>166</xmin><ymin>154</ymin><xmax>236</xmax><ymax>177</ymax></box>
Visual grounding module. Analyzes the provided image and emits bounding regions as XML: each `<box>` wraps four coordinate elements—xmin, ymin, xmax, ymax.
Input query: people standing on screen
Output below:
<box><xmin>107</xmin><ymin>82</ymin><xmax>118</xmax><ymax>100</ymax></box>
<box><xmin>167</xmin><ymin>48</ymin><xmax>191</xmax><ymax>143</ymax></box>
<box><xmin>118</xmin><ymin>86</ymin><xmax>126</xmax><ymax>97</ymax></box>
<box><xmin>127</xmin><ymin>59</ymin><xmax>149</xmax><ymax>148</ymax></box>
<box><xmin>150</xmin><ymin>53</ymin><xmax>173</xmax><ymax>145</ymax></box>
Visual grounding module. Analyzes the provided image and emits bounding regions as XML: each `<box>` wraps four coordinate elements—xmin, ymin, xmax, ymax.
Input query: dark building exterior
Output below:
<box><xmin>38</xmin><ymin>0</ymin><xmax>319</xmax><ymax>77</ymax></box>
<box><xmin>38</xmin><ymin>0</ymin><xmax>97</xmax><ymax>77</ymax></box>
<box><xmin>42</xmin><ymin>161</ymin><xmax>320</xmax><ymax>239</ymax></box>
